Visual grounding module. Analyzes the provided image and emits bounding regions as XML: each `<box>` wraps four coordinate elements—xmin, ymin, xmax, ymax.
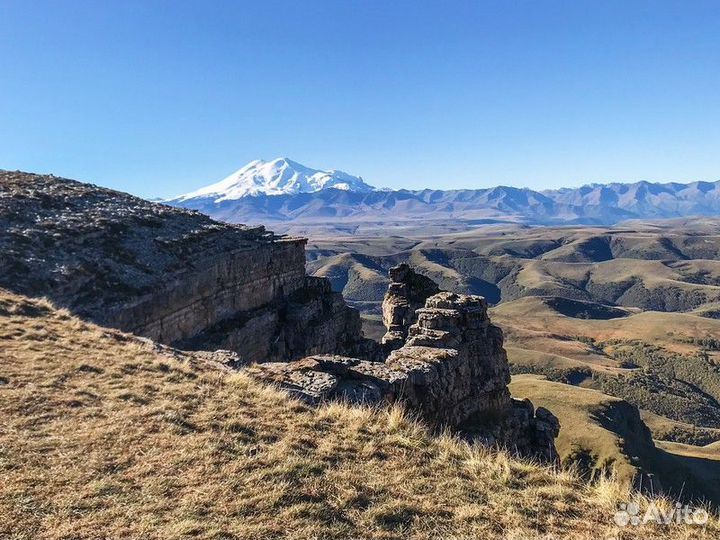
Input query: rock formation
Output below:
<box><xmin>0</xmin><ymin>170</ymin><xmax>377</xmax><ymax>363</ymax></box>
<box><xmin>250</xmin><ymin>270</ymin><xmax>560</xmax><ymax>462</ymax></box>
<box><xmin>381</xmin><ymin>263</ymin><xmax>440</xmax><ymax>350</ymax></box>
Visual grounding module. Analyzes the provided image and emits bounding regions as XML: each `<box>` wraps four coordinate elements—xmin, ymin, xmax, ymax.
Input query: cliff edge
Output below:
<box><xmin>251</xmin><ymin>266</ymin><xmax>560</xmax><ymax>462</ymax></box>
<box><xmin>0</xmin><ymin>170</ymin><xmax>375</xmax><ymax>363</ymax></box>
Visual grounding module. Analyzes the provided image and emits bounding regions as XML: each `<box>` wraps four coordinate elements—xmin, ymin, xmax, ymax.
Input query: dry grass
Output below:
<box><xmin>509</xmin><ymin>375</ymin><xmax>643</xmax><ymax>485</ymax></box>
<box><xmin>1</xmin><ymin>289</ymin><xmax>718</xmax><ymax>539</ymax></box>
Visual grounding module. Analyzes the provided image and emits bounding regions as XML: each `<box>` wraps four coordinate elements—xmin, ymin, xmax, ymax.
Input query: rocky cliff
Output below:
<box><xmin>251</xmin><ymin>268</ymin><xmax>560</xmax><ymax>462</ymax></box>
<box><xmin>1</xmin><ymin>171</ymin><xmax>557</xmax><ymax>460</ymax></box>
<box><xmin>0</xmin><ymin>170</ymin><xmax>375</xmax><ymax>362</ymax></box>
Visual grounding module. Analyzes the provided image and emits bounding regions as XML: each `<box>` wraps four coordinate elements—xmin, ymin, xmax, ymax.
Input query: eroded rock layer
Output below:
<box><xmin>0</xmin><ymin>170</ymin><xmax>373</xmax><ymax>362</ymax></box>
<box><xmin>381</xmin><ymin>263</ymin><xmax>440</xmax><ymax>350</ymax></box>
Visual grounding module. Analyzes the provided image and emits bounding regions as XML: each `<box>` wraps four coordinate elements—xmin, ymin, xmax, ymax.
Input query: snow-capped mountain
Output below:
<box><xmin>167</xmin><ymin>159</ymin><xmax>720</xmax><ymax>227</ymax></box>
<box><xmin>174</xmin><ymin>158</ymin><xmax>375</xmax><ymax>202</ymax></box>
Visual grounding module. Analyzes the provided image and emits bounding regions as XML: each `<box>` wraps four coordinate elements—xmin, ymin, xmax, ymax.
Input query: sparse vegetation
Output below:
<box><xmin>677</xmin><ymin>336</ymin><xmax>720</xmax><ymax>351</ymax></box>
<box><xmin>598</xmin><ymin>340</ymin><xmax>720</xmax><ymax>428</ymax></box>
<box><xmin>511</xmin><ymin>375</ymin><xmax>720</xmax><ymax>505</ymax></box>
<box><xmin>641</xmin><ymin>411</ymin><xmax>720</xmax><ymax>447</ymax></box>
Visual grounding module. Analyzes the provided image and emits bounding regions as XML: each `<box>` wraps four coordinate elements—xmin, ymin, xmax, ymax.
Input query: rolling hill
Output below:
<box><xmin>306</xmin><ymin>222</ymin><xmax>720</xmax><ymax>319</ymax></box>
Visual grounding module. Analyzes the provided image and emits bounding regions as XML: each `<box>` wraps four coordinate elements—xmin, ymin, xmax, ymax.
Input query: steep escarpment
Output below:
<box><xmin>0</xmin><ymin>170</ymin><xmax>374</xmax><ymax>363</ymax></box>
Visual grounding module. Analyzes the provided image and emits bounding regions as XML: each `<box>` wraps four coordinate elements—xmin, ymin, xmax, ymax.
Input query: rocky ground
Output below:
<box><xmin>0</xmin><ymin>170</ymin><xmax>283</xmax><ymax>313</ymax></box>
<box><xmin>250</xmin><ymin>276</ymin><xmax>559</xmax><ymax>462</ymax></box>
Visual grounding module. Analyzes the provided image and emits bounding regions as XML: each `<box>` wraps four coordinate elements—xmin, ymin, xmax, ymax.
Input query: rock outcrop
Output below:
<box><xmin>381</xmin><ymin>263</ymin><xmax>440</xmax><ymax>350</ymax></box>
<box><xmin>0</xmin><ymin>170</ymin><xmax>376</xmax><ymax>363</ymax></box>
<box><xmin>251</xmin><ymin>281</ymin><xmax>560</xmax><ymax>461</ymax></box>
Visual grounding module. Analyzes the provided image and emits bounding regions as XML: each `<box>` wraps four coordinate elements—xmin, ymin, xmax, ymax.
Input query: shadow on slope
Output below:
<box><xmin>510</xmin><ymin>375</ymin><xmax>720</xmax><ymax>504</ymax></box>
<box><xmin>542</xmin><ymin>297</ymin><xmax>630</xmax><ymax>320</ymax></box>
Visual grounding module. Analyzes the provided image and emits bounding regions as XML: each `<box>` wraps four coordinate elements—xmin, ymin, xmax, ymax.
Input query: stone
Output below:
<box><xmin>249</xmin><ymin>355</ymin><xmax>406</xmax><ymax>405</ymax></box>
<box><xmin>381</xmin><ymin>263</ymin><xmax>440</xmax><ymax>350</ymax></box>
<box><xmin>249</xmin><ymin>283</ymin><xmax>561</xmax><ymax>462</ymax></box>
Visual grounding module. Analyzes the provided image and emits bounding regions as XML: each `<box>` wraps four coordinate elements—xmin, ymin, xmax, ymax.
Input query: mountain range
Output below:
<box><xmin>167</xmin><ymin>158</ymin><xmax>720</xmax><ymax>226</ymax></box>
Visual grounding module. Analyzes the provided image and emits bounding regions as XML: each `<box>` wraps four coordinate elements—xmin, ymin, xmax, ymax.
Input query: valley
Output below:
<box><xmin>305</xmin><ymin>221</ymin><xmax>720</xmax><ymax>497</ymax></box>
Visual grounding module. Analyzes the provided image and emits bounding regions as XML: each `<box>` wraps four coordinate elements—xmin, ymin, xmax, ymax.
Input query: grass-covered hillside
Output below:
<box><xmin>492</xmin><ymin>296</ymin><xmax>720</xmax><ymax>437</ymax></box>
<box><xmin>307</xmin><ymin>222</ymin><xmax>720</xmax><ymax>311</ymax></box>
<box><xmin>2</xmin><ymin>288</ymin><xmax>717</xmax><ymax>539</ymax></box>
<box><xmin>510</xmin><ymin>375</ymin><xmax>720</xmax><ymax>504</ymax></box>
<box><xmin>494</xmin><ymin>296</ymin><xmax>720</xmax><ymax>504</ymax></box>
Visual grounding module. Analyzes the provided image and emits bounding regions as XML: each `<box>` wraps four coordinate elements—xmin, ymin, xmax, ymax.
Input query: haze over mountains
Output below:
<box><xmin>168</xmin><ymin>158</ymin><xmax>720</xmax><ymax>227</ymax></box>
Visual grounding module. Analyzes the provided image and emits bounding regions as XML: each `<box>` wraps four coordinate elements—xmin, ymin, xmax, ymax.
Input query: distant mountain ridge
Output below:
<box><xmin>168</xmin><ymin>159</ymin><xmax>720</xmax><ymax>226</ymax></box>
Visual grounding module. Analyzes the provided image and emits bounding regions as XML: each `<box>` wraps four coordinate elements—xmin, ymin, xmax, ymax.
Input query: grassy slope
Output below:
<box><xmin>510</xmin><ymin>376</ymin><xmax>720</xmax><ymax>504</ymax></box>
<box><xmin>494</xmin><ymin>296</ymin><xmax>720</xmax><ymax>438</ymax></box>
<box><xmin>509</xmin><ymin>375</ymin><xmax>645</xmax><ymax>484</ymax></box>
<box><xmin>2</xmin><ymin>289</ymin><xmax>717</xmax><ymax>539</ymax></box>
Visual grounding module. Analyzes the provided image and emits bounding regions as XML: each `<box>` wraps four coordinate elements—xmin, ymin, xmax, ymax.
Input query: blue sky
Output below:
<box><xmin>1</xmin><ymin>0</ymin><xmax>719</xmax><ymax>198</ymax></box>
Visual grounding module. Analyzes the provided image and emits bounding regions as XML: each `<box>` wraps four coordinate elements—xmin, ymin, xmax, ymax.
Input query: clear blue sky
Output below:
<box><xmin>1</xmin><ymin>0</ymin><xmax>719</xmax><ymax>198</ymax></box>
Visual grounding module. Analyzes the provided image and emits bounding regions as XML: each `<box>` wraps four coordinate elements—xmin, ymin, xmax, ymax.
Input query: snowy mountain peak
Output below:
<box><xmin>175</xmin><ymin>158</ymin><xmax>375</xmax><ymax>201</ymax></box>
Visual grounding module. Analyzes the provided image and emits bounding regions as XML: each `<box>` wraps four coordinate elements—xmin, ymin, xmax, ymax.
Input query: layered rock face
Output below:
<box><xmin>0</xmin><ymin>170</ymin><xmax>373</xmax><ymax>363</ymax></box>
<box><xmin>179</xmin><ymin>276</ymin><xmax>379</xmax><ymax>363</ymax></box>
<box><xmin>381</xmin><ymin>263</ymin><xmax>440</xmax><ymax>350</ymax></box>
<box><xmin>388</xmin><ymin>292</ymin><xmax>511</xmax><ymax>425</ymax></box>
<box><xmin>250</xmin><ymin>280</ymin><xmax>560</xmax><ymax>461</ymax></box>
